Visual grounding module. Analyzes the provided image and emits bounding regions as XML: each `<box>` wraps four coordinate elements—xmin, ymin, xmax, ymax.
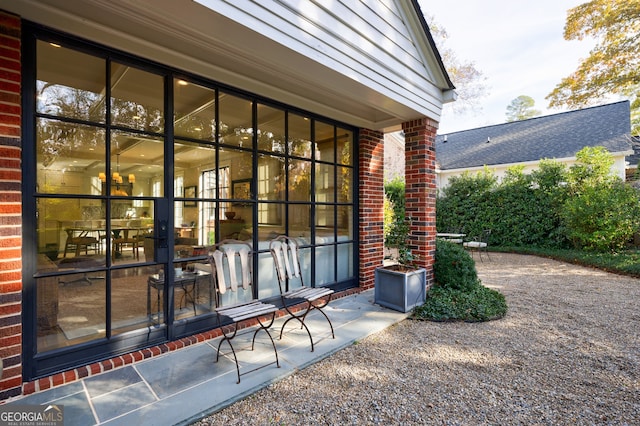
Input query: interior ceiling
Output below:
<box><xmin>37</xmin><ymin>39</ymin><xmax>332</xmax><ymax>176</ymax></box>
<box><xmin>7</xmin><ymin>0</ymin><xmax>428</xmax><ymax>131</ymax></box>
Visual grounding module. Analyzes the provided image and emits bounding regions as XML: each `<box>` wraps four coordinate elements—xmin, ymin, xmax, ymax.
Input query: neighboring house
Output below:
<box><xmin>435</xmin><ymin>101</ymin><xmax>633</xmax><ymax>190</ymax></box>
<box><xmin>384</xmin><ymin>131</ymin><xmax>406</xmax><ymax>181</ymax></box>
<box><xmin>0</xmin><ymin>1</ymin><xmax>455</xmax><ymax>400</ymax></box>
<box><xmin>626</xmin><ymin>136</ymin><xmax>640</xmax><ymax>183</ymax></box>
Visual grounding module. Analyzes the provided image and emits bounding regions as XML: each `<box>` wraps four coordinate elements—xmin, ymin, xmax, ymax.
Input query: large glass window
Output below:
<box><xmin>27</xmin><ymin>31</ymin><xmax>356</xmax><ymax>379</ymax></box>
<box><xmin>34</xmin><ymin>40</ymin><xmax>165</xmax><ymax>356</ymax></box>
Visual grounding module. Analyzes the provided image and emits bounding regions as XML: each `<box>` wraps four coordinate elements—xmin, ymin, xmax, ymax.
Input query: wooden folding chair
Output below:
<box><xmin>208</xmin><ymin>239</ymin><xmax>279</xmax><ymax>383</ymax></box>
<box><xmin>269</xmin><ymin>235</ymin><xmax>335</xmax><ymax>352</ymax></box>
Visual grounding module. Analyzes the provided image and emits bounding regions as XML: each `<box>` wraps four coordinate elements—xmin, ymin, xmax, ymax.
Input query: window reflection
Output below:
<box><xmin>219</xmin><ymin>92</ymin><xmax>252</xmax><ymax>148</ymax></box>
<box><xmin>36</xmin><ymin>273</ymin><xmax>106</xmax><ymax>352</ymax></box>
<box><xmin>174</xmin><ymin>79</ymin><xmax>215</xmax><ymax>141</ymax></box>
<box><xmin>257</xmin><ymin>104</ymin><xmax>285</xmax><ymax>153</ymax></box>
<box><xmin>258</xmin><ymin>154</ymin><xmax>285</xmax><ymax>202</ymax></box>
<box><xmin>287</xmin><ymin>205</ymin><xmax>311</xmax><ymax>241</ymax></box>
<box><xmin>110</xmin><ymin>62</ymin><xmax>164</xmax><ymax>132</ymax></box>
<box><xmin>315</xmin><ymin>121</ymin><xmax>335</xmax><ymax>162</ymax></box>
<box><xmin>37</xmin><ymin>119</ymin><xmax>106</xmax><ymax>195</ymax></box>
<box><xmin>315</xmin><ymin>163</ymin><xmax>335</xmax><ymax>203</ymax></box>
<box><xmin>337</xmin><ymin>206</ymin><xmax>353</xmax><ymax>239</ymax></box>
<box><xmin>288</xmin><ymin>159</ymin><xmax>311</xmax><ymax>202</ymax></box>
<box><xmin>31</xmin><ymin>34</ymin><xmax>358</xmax><ymax>358</ymax></box>
<box><xmin>337</xmin><ymin>166</ymin><xmax>353</xmax><ymax>203</ymax></box>
<box><xmin>36</xmin><ymin>41</ymin><xmax>106</xmax><ymax>121</ymax></box>
<box><xmin>337</xmin><ymin>128</ymin><xmax>353</xmax><ymax>166</ymax></box>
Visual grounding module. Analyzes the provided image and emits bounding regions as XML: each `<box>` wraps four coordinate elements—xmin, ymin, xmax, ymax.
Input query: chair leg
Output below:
<box><xmin>279</xmin><ymin>296</ymin><xmax>335</xmax><ymax>352</ymax></box>
<box><xmin>279</xmin><ymin>302</ymin><xmax>316</xmax><ymax>351</ymax></box>
<box><xmin>216</xmin><ymin>313</ymin><xmax>280</xmax><ymax>384</ymax></box>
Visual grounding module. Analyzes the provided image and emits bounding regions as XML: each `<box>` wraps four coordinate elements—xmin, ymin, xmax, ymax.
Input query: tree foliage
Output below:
<box><xmin>546</xmin><ymin>0</ymin><xmax>640</xmax><ymax>134</ymax></box>
<box><xmin>426</xmin><ymin>16</ymin><xmax>488</xmax><ymax>114</ymax></box>
<box><xmin>384</xmin><ymin>177</ymin><xmax>408</xmax><ymax>246</ymax></box>
<box><xmin>505</xmin><ymin>95</ymin><xmax>542</xmax><ymax>122</ymax></box>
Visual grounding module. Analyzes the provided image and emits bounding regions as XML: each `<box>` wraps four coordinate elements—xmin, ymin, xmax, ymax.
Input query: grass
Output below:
<box><xmin>494</xmin><ymin>246</ymin><xmax>640</xmax><ymax>278</ymax></box>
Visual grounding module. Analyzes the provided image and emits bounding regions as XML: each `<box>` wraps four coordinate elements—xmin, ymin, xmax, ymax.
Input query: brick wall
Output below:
<box><xmin>0</xmin><ymin>10</ymin><xmax>23</xmax><ymax>400</ymax></box>
<box><xmin>402</xmin><ymin>118</ymin><xmax>437</xmax><ymax>289</ymax></box>
<box><xmin>358</xmin><ymin>128</ymin><xmax>384</xmax><ymax>290</ymax></box>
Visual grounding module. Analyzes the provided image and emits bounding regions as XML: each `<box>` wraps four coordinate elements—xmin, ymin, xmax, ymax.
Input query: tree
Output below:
<box><xmin>505</xmin><ymin>95</ymin><xmax>542</xmax><ymax>122</ymax></box>
<box><xmin>546</xmin><ymin>0</ymin><xmax>640</xmax><ymax>134</ymax></box>
<box><xmin>426</xmin><ymin>16</ymin><xmax>488</xmax><ymax>114</ymax></box>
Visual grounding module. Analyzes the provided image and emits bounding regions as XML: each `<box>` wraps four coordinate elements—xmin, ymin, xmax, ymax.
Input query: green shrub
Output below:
<box><xmin>559</xmin><ymin>147</ymin><xmax>640</xmax><ymax>251</ymax></box>
<box><xmin>436</xmin><ymin>162</ymin><xmax>570</xmax><ymax>248</ymax></box>
<box><xmin>414</xmin><ymin>286</ymin><xmax>507</xmax><ymax>322</ymax></box>
<box><xmin>433</xmin><ymin>240</ymin><xmax>479</xmax><ymax>292</ymax></box>
<box><xmin>562</xmin><ymin>180</ymin><xmax>640</xmax><ymax>251</ymax></box>
<box><xmin>436</xmin><ymin>148</ymin><xmax>640</xmax><ymax>253</ymax></box>
<box><xmin>414</xmin><ymin>240</ymin><xmax>508</xmax><ymax>322</ymax></box>
<box><xmin>384</xmin><ymin>178</ymin><xmax>408</xmax><ymax>249</ymax></box>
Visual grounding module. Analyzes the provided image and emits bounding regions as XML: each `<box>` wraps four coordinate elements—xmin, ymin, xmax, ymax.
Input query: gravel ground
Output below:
<box><xmin>193</xmin><ymin>253</ymin><xmax>640</xmax><ymax>425</ymax></box>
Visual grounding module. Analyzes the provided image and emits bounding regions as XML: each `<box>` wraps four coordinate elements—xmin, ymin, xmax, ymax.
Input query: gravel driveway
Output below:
<box><xmin>193</xmin><ymin>253</ymin><xmax>640</xmax><ymax>425</ymax></box>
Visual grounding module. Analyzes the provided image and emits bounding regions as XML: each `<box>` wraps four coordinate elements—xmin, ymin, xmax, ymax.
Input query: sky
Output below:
<box><xmin>419</xmin><ymin>0</ymin><xmax>597</xmax><ymax>135</ymax></box>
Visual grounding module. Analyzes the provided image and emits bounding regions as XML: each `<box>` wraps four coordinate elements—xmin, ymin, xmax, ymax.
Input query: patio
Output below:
<box><xmin>8</xmin><ymin>290</ymin><xmax>409</xmax><ymax>425</ymax></box>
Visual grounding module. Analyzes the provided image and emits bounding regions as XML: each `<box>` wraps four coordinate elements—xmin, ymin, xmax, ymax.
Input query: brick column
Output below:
<box><xmin>358</xmin><ymin>128</ymin><xmax>384</xmax><ymax>290</ymax></box>
<box><xmin>402</xmin><ymin>118</ymin><xmax>437</xmax><ymax>290</ymax></box>
<box><xmin>0</xmin><ymin>11</ymin><xmax>23</xmax><ymax>400</ymax></box>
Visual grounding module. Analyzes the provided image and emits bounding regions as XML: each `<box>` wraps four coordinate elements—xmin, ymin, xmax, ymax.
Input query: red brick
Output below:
<box><xmin>51</xmin><ymin>374</ymin><xmax>64</xmax><ymax>387</ymax></box>
<box><xmin>77</xmin><ymin>366</ymin><xmax>89</xmax><ymax>378</ymax></box>
<box><xmin>0</xmin><ymin>280</ymin><xmax>21</xmax><ymax>292</ymax></box>
<box><xmin>112</xmin><ymin>356</ymin><xmax>124</xmax><ymax>368</ymax></box>
<box><xmin>0</xmin><ymin>11</ymin><xmax>21</xmax><ymax>28</ymax></box>
<box><xmin>0</xmin><ymin>123</ymin><xmax>20</xmax><ymax>137</ymax></box>
<box><xmin>38</xmin><ymin>377</ymin><xmax>51</xmax><ymax>391</ymax></box>
<box><xmin>0</xmin><ymin>375</ymin><xmax>22</xmax><ymax>390</ymax></box>
<box><xmin>63</xmin><ymin>370</ymin><xmax>77</xmax><ymax>383</ymax></box>
<box><xmin>22</xmin><ymin>381</ymin><xmax>36</xmax><ymax>395</ymax></box>
<box><xmin>0</xmin><ymin>79</ymin><xmax>19</xmax><ymax>93</ymax></box>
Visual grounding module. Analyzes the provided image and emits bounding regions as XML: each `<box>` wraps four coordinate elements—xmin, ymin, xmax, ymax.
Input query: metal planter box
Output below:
<box><xmin>374</xmin><ymin>266</ymin><xmax>426</xmax><ymax>313</ymax></box>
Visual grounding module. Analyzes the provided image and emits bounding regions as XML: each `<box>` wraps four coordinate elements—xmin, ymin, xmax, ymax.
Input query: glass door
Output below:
<box><xmin>33</xmin><ymin>41</ymin><xmax>169</xmax><ymax>354</ymax></box>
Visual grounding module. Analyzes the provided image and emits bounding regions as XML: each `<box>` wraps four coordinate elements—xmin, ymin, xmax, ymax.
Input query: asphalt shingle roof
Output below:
<box><xmin>436</xmin><ymin>101</ymin><xmax>632</xmax><ymax>170</ymax></box>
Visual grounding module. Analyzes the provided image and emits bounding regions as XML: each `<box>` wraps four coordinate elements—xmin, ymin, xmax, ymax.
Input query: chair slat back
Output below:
<box><xmin>208</xmin><ymin>239</ymin><xmax>253</xmax><ymax>306</ymax></box>
<box><xmin>269</xmin><ymin>236</ymin><xmax>304</xmax><ymax>292</ymax></box>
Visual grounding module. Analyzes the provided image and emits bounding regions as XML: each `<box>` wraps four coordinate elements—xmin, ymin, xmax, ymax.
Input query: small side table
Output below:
<box><xmin>147</xmin><ymin>270</ymin><xmax>212</xmax><ymax>322</ymax></box>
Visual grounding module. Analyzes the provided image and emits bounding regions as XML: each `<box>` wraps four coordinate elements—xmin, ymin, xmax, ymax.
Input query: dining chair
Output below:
<box><xmin>208</xmin><ymin>239</ymin><xmax>279</xmax><ymax>383</ymax></box>
<box><xmin>112</xmin><ymin>227</ymin><xmax>141</xmax><ymax>260</ymax></box>
<box><xmin>269</xmin><ymin>235</ymin><xmax>335</xmax><ymax>352</ymax></box>
<box><xmin>63</xmin><ymin>228</ymin><xmax>99</xmax><ymax>257</ymax></box>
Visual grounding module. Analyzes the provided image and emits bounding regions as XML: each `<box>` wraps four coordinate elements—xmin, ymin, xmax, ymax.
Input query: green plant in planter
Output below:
<box><xmin>414</xmin><ymin>240</ymin><xmax>507</xmax><ymax>322</ymax></box>
<box><xmin>384</xmin><ymin>218</ymin><xmax>420</xmax><ymax>272</ymax></box>
<box><xmin>384</xmin><ymin>178</ymin><xmax>417</xmax><ymax>269</ymax></box>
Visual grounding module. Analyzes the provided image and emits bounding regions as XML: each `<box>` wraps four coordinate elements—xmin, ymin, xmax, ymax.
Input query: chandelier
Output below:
<box><xmin>98</xmin><ymin>152</ymin><xmax>135</xmax><ymax>195</ymax></box>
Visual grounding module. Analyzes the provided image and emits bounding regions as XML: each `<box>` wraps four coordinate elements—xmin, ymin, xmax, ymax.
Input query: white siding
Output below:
<box><xmin>196</xmin><ymin>0</ymin><xmax>450</xmax><ymax>121</ymax></box>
